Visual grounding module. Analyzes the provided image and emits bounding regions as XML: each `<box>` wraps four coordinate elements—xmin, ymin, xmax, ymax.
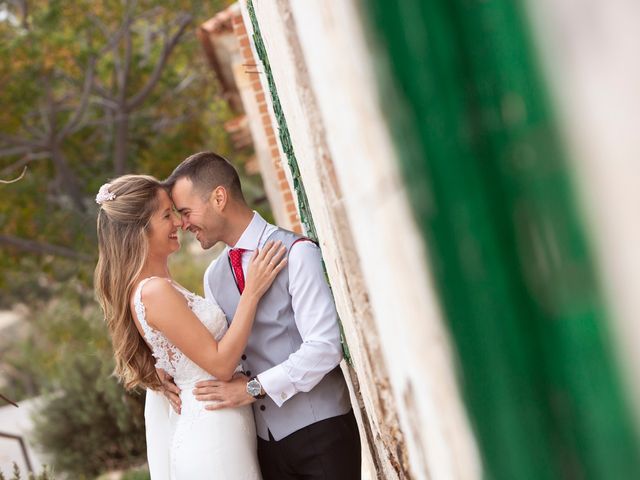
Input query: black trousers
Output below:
<box><xmin>257</xmin><ymin>410</ymin><xmax>361</xmax><ymax>480</ymax></box>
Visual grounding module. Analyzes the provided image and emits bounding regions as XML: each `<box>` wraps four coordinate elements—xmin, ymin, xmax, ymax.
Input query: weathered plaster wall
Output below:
<box><xmin>240</xmin><ymin>1</ymin><xmax>481</xmax><ymax>478</ymax></box>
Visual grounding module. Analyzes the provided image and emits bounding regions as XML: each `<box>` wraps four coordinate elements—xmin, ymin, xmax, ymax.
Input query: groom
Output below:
<box><xmin>163</xmin><ymin>151</ymin><xmax>361</xmax><ymax>479</ymax></box>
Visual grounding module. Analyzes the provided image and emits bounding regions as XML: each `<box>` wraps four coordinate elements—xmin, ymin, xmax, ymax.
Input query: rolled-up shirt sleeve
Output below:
<box><xmin>257</xmin><ymin>240</ymin><xmax>343</xmax><ymax>407</ymax></box>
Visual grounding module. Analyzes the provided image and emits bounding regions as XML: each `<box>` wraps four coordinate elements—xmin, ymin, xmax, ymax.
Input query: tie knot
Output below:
<box><xmin>229</xmin><ymin>248</ymin><xmax>246</xmax><ymax>259</ymax></box>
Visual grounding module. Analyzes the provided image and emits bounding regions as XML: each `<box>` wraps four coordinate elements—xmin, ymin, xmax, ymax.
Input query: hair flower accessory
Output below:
<box><xmin>96</xmin><ymin>183</ymin><xmax>117</xmax><ymax>204</ymax></box>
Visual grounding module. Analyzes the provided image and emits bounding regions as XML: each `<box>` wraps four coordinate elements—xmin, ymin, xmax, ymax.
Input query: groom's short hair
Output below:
<box><xmin>164</xmin><ymin>151</ymin><xmax>245</xmax><ymax>201</ymax></box>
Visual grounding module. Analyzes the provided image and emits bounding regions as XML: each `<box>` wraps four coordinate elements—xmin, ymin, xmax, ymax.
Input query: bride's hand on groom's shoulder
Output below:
<box><xmin>244</xmin><ymin>241</ymin><xmax>287</xmax><ymax>300</ymax></box>
<box><xmin>193</xmin><ymin>374</ymin><xmax>255</xmax><ymax>411</ymax></box>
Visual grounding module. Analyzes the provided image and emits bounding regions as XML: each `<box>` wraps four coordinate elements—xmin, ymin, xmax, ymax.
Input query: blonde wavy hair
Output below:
<box><xmin>94</xmin><ymin>174</ymin><xmax>164</xmax><ymax>390</ymax></box>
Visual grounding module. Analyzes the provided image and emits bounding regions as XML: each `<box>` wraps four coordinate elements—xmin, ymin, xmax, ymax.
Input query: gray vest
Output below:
<box><xmin>208</xmin><ymin>228</ymin><xmax>351</xmax><ymax>440</ymax></box>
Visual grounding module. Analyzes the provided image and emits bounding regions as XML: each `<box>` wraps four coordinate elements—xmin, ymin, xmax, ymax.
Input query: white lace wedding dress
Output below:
<box><xmin>134</xmin><ymin>277</ymin><xmax>262</xmax><ymax>480</ymax></box>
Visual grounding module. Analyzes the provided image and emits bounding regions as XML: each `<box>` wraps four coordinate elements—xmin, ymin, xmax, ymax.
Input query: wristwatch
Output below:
<box><xmin>246</xmin><ymin>376</ymin><xmax>266</xmax><ymax>399</ymax></box>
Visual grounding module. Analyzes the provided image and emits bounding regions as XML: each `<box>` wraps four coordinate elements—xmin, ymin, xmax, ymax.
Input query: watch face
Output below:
<box><xmin>247</xmin><ymin>379</ymin><xmax>261</xmax><ymax>396</ymax></box>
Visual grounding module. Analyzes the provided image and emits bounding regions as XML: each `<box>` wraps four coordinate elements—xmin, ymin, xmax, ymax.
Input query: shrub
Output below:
<box><xmin>31</xmin><ymin>358</ymin><xmax>147</xmax><ymax>478</ymax></box>
<box><xmin>0</xmin><ymin>463</ymin><xmax>53</xmax><ymax>479</ymax></box>
<box><xmin>120</xmin><ymin>468</ymin><xmax>151</xmax><ymax>480</ymax></box>
<box><xmin>5</xmin><ymin>288</ymin><xmax>147</xmax><ymax>478</ymax></box>
<box><xmin>2</xmin><ymin>241</ymin><xmax>215</xmax><ymax>477</ymax></box>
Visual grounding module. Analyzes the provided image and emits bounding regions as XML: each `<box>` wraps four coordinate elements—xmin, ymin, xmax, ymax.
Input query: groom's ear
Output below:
<box><xmin>210</xmin><ymin>185</ymin><xmax>228</xmax><ymax>211</ymax></box>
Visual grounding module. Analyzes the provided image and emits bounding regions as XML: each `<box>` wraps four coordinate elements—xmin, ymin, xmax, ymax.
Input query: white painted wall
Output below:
<box><xmin>0</xmin><ymin>398</ymin><xmax>47</xmax><ymax>477</ymax></box>
<box><xmin>242</xmin><ymin>1</ymin><xmax>481</xmax><ymax>478</ymax></box>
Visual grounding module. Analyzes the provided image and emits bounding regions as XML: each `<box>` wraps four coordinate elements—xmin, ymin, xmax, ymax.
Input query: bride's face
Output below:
<box><xmin>146</xmin><ymin>189</ymin><xmax>182</xmax><ymax>258</ymax></box>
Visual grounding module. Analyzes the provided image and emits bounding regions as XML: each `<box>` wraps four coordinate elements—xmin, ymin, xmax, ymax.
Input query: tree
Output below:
<box><xmin>0</xmin><ymin>2</ymin><xmax>265</xmax><ymax>476</ymax></box>
<box><xmin>0</xmin><ymin>0</ymin><xmax>243</xmax><ymax>306</ymax></box>
<box><xmin>4</xmin><ymin>287</ymin><xmax>148</xmax><ymax>478</ymax></box>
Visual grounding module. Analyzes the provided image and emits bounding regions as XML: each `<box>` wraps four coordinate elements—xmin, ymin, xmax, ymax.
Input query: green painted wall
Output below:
<box><xmin>361</xmin><ymin>1</ymin><xmax>639</xmax><ymax>478</ymax></box>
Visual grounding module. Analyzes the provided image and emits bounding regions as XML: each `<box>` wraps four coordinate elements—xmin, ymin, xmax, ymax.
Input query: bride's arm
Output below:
<box><xmin>144</xmin><ymin>241</ymin><xmax>286</xmax><ymax>381</ymax></box>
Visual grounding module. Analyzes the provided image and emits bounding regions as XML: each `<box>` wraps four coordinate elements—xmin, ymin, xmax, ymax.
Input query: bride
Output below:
<box><xmin>94</xmin><ymin>174</ymin><xmax>286</xmax><ymax>479</ymax></box>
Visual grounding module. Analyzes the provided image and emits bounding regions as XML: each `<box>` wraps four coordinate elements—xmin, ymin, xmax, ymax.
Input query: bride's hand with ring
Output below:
<box><xmin>243</xmin><ymin>240</ymin><xmax>287</xmax><ymax>300</ymax></box>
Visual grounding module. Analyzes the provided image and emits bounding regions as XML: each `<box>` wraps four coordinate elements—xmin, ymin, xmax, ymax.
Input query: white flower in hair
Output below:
<box><xmin>96</xmin><ymin>183</ymin><xmax>116</xmax><ymax>204</ymax></box>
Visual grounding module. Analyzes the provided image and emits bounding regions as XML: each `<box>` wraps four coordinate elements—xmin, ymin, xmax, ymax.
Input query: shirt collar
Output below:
<box><xmin>231</xmin><ymin>211</ymin><xmax>267</xmax><ymax>251</ymax></box>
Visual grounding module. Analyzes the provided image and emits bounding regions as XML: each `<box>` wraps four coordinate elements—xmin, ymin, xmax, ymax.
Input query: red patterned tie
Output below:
<box><xmin>229</xmin><ymin>248</ymin><xmax>247</xmax><ymax>293</ymax></box>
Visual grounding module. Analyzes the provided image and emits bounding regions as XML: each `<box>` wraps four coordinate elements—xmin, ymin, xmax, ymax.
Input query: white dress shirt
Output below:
<box><xmin>204</xmin><ymin>212</ymin><xmax>343</xmax><ymax>407</ymax></box>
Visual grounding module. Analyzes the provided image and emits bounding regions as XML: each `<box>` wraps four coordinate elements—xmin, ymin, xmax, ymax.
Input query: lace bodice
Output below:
<box><xmin>133</xmin><ymin>277</ymin><xmax>230</xmax><ymax>388</ymax></box>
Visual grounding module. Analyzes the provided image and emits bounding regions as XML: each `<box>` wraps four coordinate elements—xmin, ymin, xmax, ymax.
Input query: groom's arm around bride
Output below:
<box><xmin>200</xmin><ymin>235</ymin><xmax>361</xmax><ymax>480</ymax></box>
<box><xmin>196</xmin><ymin>238</ymin><xmax>340</xmax><ymax>410</ymax></box>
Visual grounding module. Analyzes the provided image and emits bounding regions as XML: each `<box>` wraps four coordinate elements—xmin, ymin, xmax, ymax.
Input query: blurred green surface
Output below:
<box><xmin>363</xmin><ymin>0</ymin><xmax>640</xmax><ymax>478</ymax></box>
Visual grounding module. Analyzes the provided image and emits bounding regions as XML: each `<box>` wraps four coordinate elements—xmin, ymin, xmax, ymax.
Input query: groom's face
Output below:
<box><xmin>171</xmin><ymin>177</ymin><xmax>224</xmax><ymax>249</ymax></box>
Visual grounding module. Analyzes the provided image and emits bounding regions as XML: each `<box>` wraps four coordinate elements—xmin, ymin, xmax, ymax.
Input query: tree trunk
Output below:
<box><xmin>113</xmin><ymin>110</ymin><xmax>129</xmax><ymax>175</ymax></box>
<box><xmin>50</xmin><ymin>145</ymin><xmax>86</xmax><ymax>212</ymax></box>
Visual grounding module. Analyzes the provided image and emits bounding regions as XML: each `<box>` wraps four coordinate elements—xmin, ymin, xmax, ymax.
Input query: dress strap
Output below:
<box><xmin>132</xmin><ymin>276</ymin><xmax>180</xmax><ymax>376</ymax></box>
<box><xmin>134</xmin><ymin>276</ymin><xmax>156</xmax><ymax>300</ymax></box>
<box><xmin>133</xmin><ymin>276</ymin><xmax>163</xmax><ymax>332</ymax></box>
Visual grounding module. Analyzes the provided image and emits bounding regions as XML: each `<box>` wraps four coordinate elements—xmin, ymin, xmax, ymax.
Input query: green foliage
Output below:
<box><xmin>31</xmin><ymin>358</ymin><xmax>146</xmax><ymax>478</ymax></box>
<box><xmin>3</xmin><ymin>282</ymin><xmax>108</xmax><ymax>400</ymax></box>
<box><xmin>0</xmin><ymin>1</ymin><xmax>269</xmax><ymax>476</ymax></box>
<box><xmin>0</xmin><ymin>0</ymin><xmax>263</xmax><ymax>306</ymax></box>
<box><xmin>0</xmin><ymin>463</ymin><xmax>53</xmax><ymax>480</ymax></box>
<box><xmin>2</xmin><ymin>239</ymin><xmax>217</xmax><ymax>398</ymax></box>
<box><xmin>3</xmin><ymin>287</ymin><xmax>147</xmax><ymax>478</ymax></box>
<box><xmin>0</xmin><ymin>246</ymin><xmax>219</xmax><ymax>478</ymax></box>
<box><xmin>168</xmin><ymin>237</ymin><xmax>221</xmax><ymax>296</ymax></box>
<box><xmin>120</xmin><ymin>468</ymin><xmax>151</xmax><ymax>480</ymax></box>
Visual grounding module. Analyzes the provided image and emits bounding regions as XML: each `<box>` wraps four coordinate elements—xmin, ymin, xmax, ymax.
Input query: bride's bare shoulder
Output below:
<box><xmin>139</xmin><ymin>278</ymin><xmax>192</xmax><ymax>328</ymax></box>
